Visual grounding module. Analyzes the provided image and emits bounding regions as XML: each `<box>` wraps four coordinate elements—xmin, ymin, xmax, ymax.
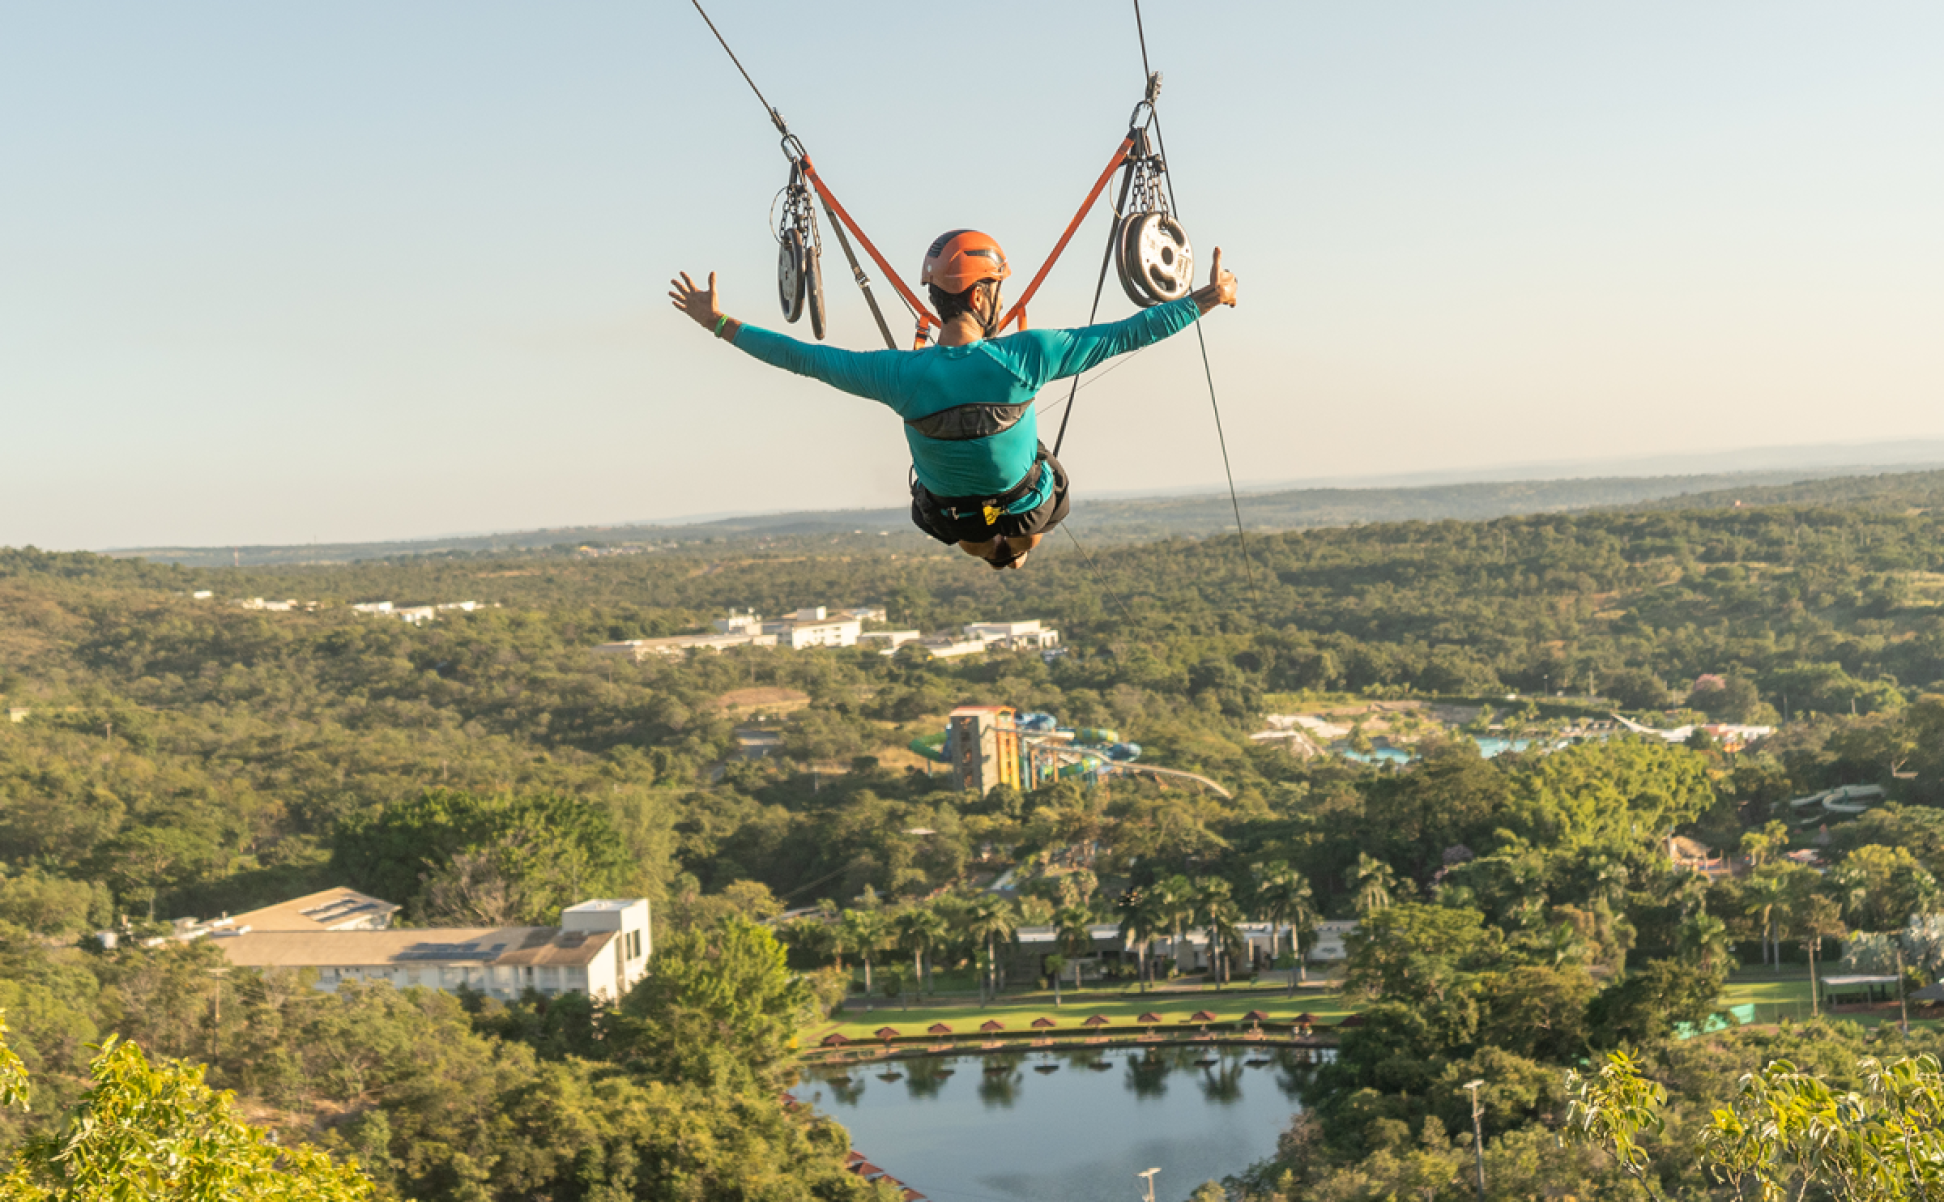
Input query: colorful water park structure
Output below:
<box><xmin>1787</xmin><ymin>783</ymin><xmax>1886</xmax><ymax>827</ymax></box>
<box><xmin>912</xmin><ymin>706</ymin><xmax>1230</xmax><ymax>799</ymax></box>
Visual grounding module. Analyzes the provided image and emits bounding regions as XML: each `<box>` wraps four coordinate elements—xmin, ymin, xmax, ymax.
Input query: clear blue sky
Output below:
<box><xmin>4</xmin><ymin>1</ymin><xmax>1940</xmax><ymax>549</ymax></box>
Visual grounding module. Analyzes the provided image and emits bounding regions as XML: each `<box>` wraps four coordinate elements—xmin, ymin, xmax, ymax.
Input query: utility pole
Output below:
<box><xmin>1462</xmin><ymin>1079</ymin><xmax>1487</xmax><ymax>1202</ymax></box>
<box><xmin>1137</xmin><ymin>1168</ymin><xmax>1161</xmax><ymax>1202</ymax></box>
<box><xmin>1896</xmin><ymin>946</ymin><xmax>1910</xmax><ymax>1036</ymax></box>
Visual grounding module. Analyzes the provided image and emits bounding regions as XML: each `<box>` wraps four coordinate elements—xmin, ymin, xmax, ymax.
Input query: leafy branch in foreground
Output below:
<box><xmin>0</xmin><ymin>1013</ymin><xmax>372</xmax><ymax>1202</ymax></box>
<box><xmin>1563</xmin><ymin>1051</ymin><xmax>1668</xmax><ymax>1198</ymax></box>
<box><xmin>1566</xmin><ymin>1048</ymin><xmax>1944</xmax><ymax>1202</ymax></box>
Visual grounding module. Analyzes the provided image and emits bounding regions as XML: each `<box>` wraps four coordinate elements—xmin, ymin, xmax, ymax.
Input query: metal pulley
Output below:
<box><xmin>777</xmin><ymin>229</ymin><xmax>806</xmax><ymax>321</ymax></box>
<box><xmin>773</xmin><ymin>162</ymin><xmax>828</xmax><ymax>337</ymax></box>
<box><xmin>1110</xmin><ymin>125</ymin><xmax>1193</xmax><ymax>308</ymax></box>
<box><xmin>1115</xmin><ymin>211</ymin><xmax>1193</xmax><ymax>306</ymax></box>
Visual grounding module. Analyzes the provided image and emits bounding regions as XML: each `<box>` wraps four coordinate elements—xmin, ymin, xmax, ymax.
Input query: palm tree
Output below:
<box><xmin>1742</xmin><ymin>872</ymin><xmax>1790</xmax><ymax>972</ymax></box>
<box><xmin>962</xmin><ymin>894</ymin><xmax>1018</xmax><ymax>1006</ymax></box>
<box><xmin>1352</xmin><ymin>853</ymin><xmax>1396</xmax><ymax>918</ymax></box>
<box><xmin>1586</xmin><ymin>857</ymin><xmax>1630</xmax><ymax>909</ymax></box>
<box><xmin>894</xmin><ymin>905</ymin><xmax>949</xmax><ymax>997</ymax></box>
<box><xmin>1538</xmin><ymin>920</ymin><xmax>1589</xmax><ymax>969</ymax></box>
<box><xmin>1251</xmin><ymin>861</ymin><xmax>1316</xmax><ymax>991</ymax></box>
<box><xmin>1155</xmin><ymin>874</ymin><xmax>1195</xmax><ymax>979</ymax></box>
<box><xmin>1676</xmin><ymin>911</ymin><xmax>1733</xmax><ymax>974</ymax></box>
<box><xmin>1192</xmin><ymin>877</ymin><xmax>1236</xmax><ymax>986</ymax></box>
<box><xmin>1798</xmin><ymin>894</ymin><xmax>1848</xmax><ymax>1018</ymax></box>
<box><xmin>1054</xmin><ymin>905</ymin><xmax>1093</xmax><ymax>1001</ymax></box>
<box><xmin>1045</xmin><ymin>953</ymin><xmax>1068</xmax><ymax>1006</ymax></box>
<box><xmin>839</xmin><ymin>908</ymin><xmax>889</xmax><ymax>1009</ymax></box>
<box><xmin>1206</xmin><ymin>897</ymin><xmax>1245</xmax><ymax>988</ymax></box>
<box><xmin>1116</xmin><ymin>887</ymin><xmax>1159</xmax><ymax>993</ymax></box>
<box><xmin>816</xmin><ymin>898</ymin><xmax>844</xmax><ymax>970</ymax></box>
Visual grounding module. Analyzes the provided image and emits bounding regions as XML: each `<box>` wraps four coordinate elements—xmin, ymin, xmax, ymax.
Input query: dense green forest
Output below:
<box><xmin>5</xmin><ymin>488</ymin><xmax>1944</xmax><ymax>1197</ymax></box>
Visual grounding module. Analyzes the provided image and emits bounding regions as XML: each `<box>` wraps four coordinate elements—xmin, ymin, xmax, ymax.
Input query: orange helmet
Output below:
<box><xmin>921</xmin><ymin>229</ymin><xmax>1011</xmax><ymax>294</ymax></box>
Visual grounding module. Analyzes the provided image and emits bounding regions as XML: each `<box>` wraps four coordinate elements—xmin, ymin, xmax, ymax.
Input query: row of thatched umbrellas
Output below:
<box><xmin>820</xmin><ymin>1010</ymin><xmax>1360</xmax><ymax>1047</ymax></box>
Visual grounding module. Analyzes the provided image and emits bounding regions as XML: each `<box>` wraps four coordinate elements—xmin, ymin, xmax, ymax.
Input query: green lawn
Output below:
<box><xmin>1720</xmin><ymin>968</ymin><xmax>1939</xmax><ymax>1030</ymax></box>
<box><xmin>816</xmin><ymin>987</ymin><xmax>1355</xmax><ymax>1042</ymax></box>
<box><xmin>815</xmin><ymin>967</ymin><xmax>1929</xmax><ymax>1044</ymax></box>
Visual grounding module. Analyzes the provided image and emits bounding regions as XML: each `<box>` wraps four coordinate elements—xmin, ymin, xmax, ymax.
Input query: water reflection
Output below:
<box><xmin>809</xmin><ymin>1046</ymin><xmax>1325</xmax><ymax>1202</ymax></box>
<box><xmin>1196</xmin><ymin>1056</ymin><xmax>1245</xmax><ymax>1106</ymax></box>
<box><xmin>903</xmin><ymin>1058</ymin><xmax>952</xmax><ymax>1100</ymax></box>
<box><xmin>1125</xmin><ymin>1049</ymin><xmax>1171</xmax><ymax>1098</ymax></box>
<box><xmin>977</xmin><ymin>1052</ymin><xmax>1023</xmax><ymax>1108</ymax></box>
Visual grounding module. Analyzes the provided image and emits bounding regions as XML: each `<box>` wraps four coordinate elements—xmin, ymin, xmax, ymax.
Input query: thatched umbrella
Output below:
<box><xmin>1137</xmin><ymin>1012</ymin><xmax>1164</xmax><ymax>1025</ymax></box>
<box><xmin>1030</xmin><ymin>1016</ymin><xmax>1057</xmax><ymax>1029</ymax></box>
<box><xmin>1244</xmin><ymin>1009</ymin><xmax>1270</xmax><ymax>1029</ymax></box>
<box><xmin>927</xmin><ymin>1022</ymin><xmax>953</xmax><ymax>1035</ymax></box>
<box><xmin>979</xmin><ymin>1019</ymin><xmax>1005</xmax><ymax>1033</ymax></box>
<box><xmin>1337</xmin><ymin>1013</ymin><xmax>1365</xmax><ymax>1029</ymax></box>
<box><xmin>1188</xmin><ymin>1010</ymin><xmax>1219</xmax><ymax>1023</ymax></box>
<box><xmin>1083</xmin><ymin>1014</ymin><xmax>1111</xmax><ymax>1028</ymax></box>
<box><xmin>1292</xmin><ymin>1012</ymin><xmax>1317</xmax><ymax>1035</ymax></box>
<box><xmin>874</xmin><ymin>1026</ymin><xmax>900</xmax><ymax>1043</ymax></box>
<box><xmin>821</xmin><ymin>1032</ymin><xmax>852</xmax><ymax>1048</ymax></box>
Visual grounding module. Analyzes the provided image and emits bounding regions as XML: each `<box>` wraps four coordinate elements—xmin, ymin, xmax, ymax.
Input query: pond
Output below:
<box><xmin>801</xmin><ymin>1045</ymin><xmax>1320</xmax><ymax>1202</ymax></box>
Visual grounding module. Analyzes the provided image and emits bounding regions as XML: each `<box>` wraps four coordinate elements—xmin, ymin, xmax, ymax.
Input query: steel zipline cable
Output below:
<box><xmin>689</xmin><ymin>0</ymin><xmax>786</xmax><ymax>133</ymax></box>
<box><xmin>1130</xmin><ymin>0</ymin><xmax>1260</xmax><ymax>606</ymax></box>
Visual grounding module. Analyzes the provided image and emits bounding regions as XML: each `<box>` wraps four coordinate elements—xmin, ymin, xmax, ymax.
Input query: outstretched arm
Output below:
<box><xmin>669</xmin><ymin>270</ymin><xmax>906</xmax><ymax>404</ymax></box>
<box><xmin>1027</xmin><ymin>248</ymin><xmax>1240</xmax><ymax>382</ymax></box>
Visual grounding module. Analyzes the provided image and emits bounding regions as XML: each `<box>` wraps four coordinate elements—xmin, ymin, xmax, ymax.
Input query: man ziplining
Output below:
<box><xmin>669</xmin><ymin>229</ymin><xmax>1238</xmax><ymax>570</ymax></box>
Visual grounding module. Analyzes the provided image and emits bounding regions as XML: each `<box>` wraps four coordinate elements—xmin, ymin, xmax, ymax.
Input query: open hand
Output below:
<box><xmin>668</xmin><ymin>271</ymin><xmax>722</xmax><ymax>329</ymax></box>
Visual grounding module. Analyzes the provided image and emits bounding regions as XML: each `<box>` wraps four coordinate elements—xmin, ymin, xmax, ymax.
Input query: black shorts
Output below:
<box><xmin>909</xmin><ymin>446</ymin><xmax>1072</xmax><ymax>546</ymax></box>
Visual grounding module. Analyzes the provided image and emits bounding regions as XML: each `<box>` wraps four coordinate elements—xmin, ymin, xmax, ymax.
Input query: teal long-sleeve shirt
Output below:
<box><xmin>731</xmin><ymin>297</ymin><xmax>1200</xmax><ymax>511</ymax></box>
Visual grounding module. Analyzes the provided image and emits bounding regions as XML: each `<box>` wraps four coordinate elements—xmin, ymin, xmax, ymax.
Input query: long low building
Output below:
<box><xmin>213</xmin><ymin>898</ymin><xmax>652</xmax><ymax>1002</ymax></box>
<box><xmin>594</xmin><ymin>632</ymin><xmax>778</xmax><ymax>659</ymax></box>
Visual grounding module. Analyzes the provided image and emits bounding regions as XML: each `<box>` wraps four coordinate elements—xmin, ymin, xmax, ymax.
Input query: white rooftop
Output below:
<box><xmin>563</xmin><ymin>898</ymin><xmax>640</xmax><ymax>913</ymax></box>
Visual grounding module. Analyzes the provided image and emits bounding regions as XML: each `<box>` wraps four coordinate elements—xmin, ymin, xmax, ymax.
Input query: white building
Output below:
<box><xmin>1309</xmin><ymin>920</ymin><xmax>1358</xmax><ymax>962</ymax></box>
<box><xmin>910</xmin><ymin>620</ymin><xmax>1060</xmax><ymax>659</ymax></box>
<box><xmin>350</xmin><ymin>600</ymin><xmax>480</xmax><ymax>624</ymax></box>
<box><xmin>214</xmin><ymin>897</ymin><xmax>652</xmax><ymax>1002</ymax></box>
<box><xmin>963</xmin><ymin>620</ymin><xmax>1060</xmax><ymax>650</ymax></box>
<box><xmin>150</xmin><ymin>886</ymin><xmax>400</xmax><ymax>946</ymax></box>
<box><xmin>767</xmin><ymin>615</ymin><xmax>862</xmax><ymax>649</ymax></box>
<box><xmin>594</xmin><ymin>632</ymin><xmax>779</xmax><ymax>660</ymax></box>
<box><xmin>230</xmin><ymin>886</ymin><xmax>399</xmax><ymax>933</ymax></box>
<box><xmin>860</xmin><ymin>630</ymin><xmax>921</xmax><ymax>651</ymax></box>
<box><xmin>712</xmin><ymin>609</ymin><xmax>765</xmax><ymax>634</ymax></box>
<box><xmin>917</xmin><ymin>638</ymin><xmax>991</xmax><ymax>659</ymax></box>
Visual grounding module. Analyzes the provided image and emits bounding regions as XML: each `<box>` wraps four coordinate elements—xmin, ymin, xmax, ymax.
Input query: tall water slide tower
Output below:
<box><xmin>948</xmin><ymin>705</ymin><xmax>1020</xmax><ymax>796</ymax></box>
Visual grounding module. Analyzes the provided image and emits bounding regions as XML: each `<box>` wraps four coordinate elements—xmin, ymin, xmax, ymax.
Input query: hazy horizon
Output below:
<box><xmin>7</xmin><ymin>1</ymin><xmax>1942</xmax><ymax>550</ymax></box>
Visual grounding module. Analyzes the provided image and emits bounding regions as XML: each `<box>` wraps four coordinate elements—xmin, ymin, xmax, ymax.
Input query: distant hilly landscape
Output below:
<box><xmin>108</xmin><ymin>463</ymin><xmax>1944</xmax><ymax>568</ymax></box>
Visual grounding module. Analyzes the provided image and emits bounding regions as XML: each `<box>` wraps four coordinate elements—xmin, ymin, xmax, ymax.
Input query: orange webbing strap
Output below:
<box><xmin>798</xmin><ymin>156</ymin><xmax>939</xmax><ymax>347</ymax></box>
<box><xmin>995</xmin><ymin>135</ymin><xmax>1135</xmax><ymax>334</ymax></box>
